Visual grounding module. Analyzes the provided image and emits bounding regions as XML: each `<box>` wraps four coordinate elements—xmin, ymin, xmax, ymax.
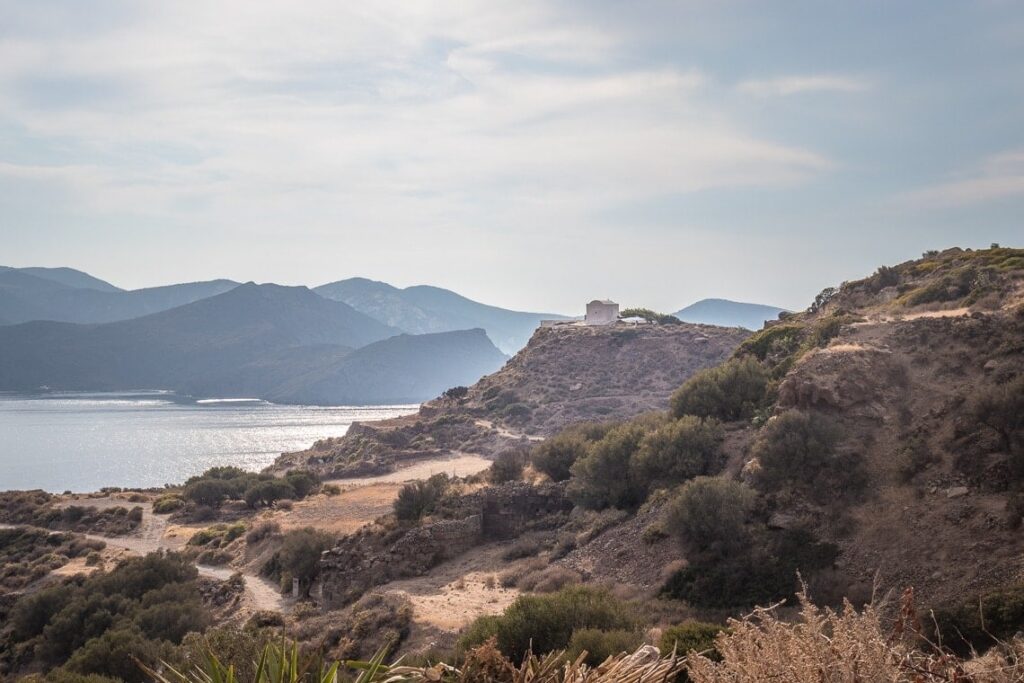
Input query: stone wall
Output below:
<box><xmin>320</xmin><ymin>482</ymin><xmax>569</xmax><ymax>608</ymax></box>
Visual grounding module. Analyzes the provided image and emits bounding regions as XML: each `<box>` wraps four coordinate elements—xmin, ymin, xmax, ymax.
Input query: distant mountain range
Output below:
<box><xmin>315</xmin><ymin>277</ymin><xmax>565</xmax><ymax>354</ymax></box>
<box><xmin>0</xmin><ymin>264</ymin><xmax>787</xmax><ymax>404</ymax></box>
<box><xmin>673</xmin><ymin>298</ymin><xmax>788</xmax><ymax>330</ymax></box>
<box><xmin>0</xmin><ymin>283</ymin><xmax>506</xmax><ymax>404</ymax></box>
<box><xmin>0</xmin><ymin>267</ymin><xmax>239</xmax><ymax>325</ymax></box>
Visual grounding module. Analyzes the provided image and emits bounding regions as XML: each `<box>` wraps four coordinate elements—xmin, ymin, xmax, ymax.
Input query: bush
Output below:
<box><xmin>632</xmin><ymin>416</ymin><xmax>723</xmax><ymax>492</ymax></box>
<box><xmin>619</xmin><ymin>308</ymin><xmax>682</xmax><ymax>325</ymax></box>
<box><xmin>670</xmin><ymin>357</ymin><xmax>770</xmax><ymax>422</ymax></box>
<box><xmin>490</xmin><ymin>449</ymin><xmax>527</xmax><ymax>484</ymax></box>
<box><xmin>62</xmin><ymin>625</ymin><xmax>175</xmax><ymax>682</ymax></box>
<box><xmin>501</xmin><ymin>537</ymin><xmax>541</xmax><ymax>561</ymax></box>
<box><xmin>934</xmin><ymin>583</ymin><xmax>1024</xmax><ymax>656</ymax></box>
<box><xmin>283</xmin><ymin>470</ymin><xmax>319</xmax><ymax>499</ymax></box>
<box><xmin>568</xmin><ymin>416</ymin><xmax>663</xmax><ymax>510</ymax></box>
<box><xmin>666</xmin><ymin>477</ymin><xmax>755</xmax><ymax>556</ymax></box>
<box><xmin>243</xmin><ymin>479</ymin><xmax>296</xmax><ymax>509</ymax></box>
<box><xmin>245</xmin><ymin>520</ymin><xmax>281</xmax><ymax>545</ymax></box>
<box><xmin>753</xmin><ymin>411</ymin><xmax>863</xmax><ymax>499</ymax></box>
<box><xmin>183</xmin><ymin>479</ymin><xmax>232</xmax><ymax>508</ymax></box>
<box><xmin>566</xmin><ymin>628</ymin><xmax>643</xmax><ymax>666</ymax></box>
<box><xmin>458</xmin><ymin>586</ymin><xmax>639</xmax><ymax>662</ymax></box>
<box><xmin>662</xmin><ymin>528</ymin><xmax>839</xmax><ymax>609</ymax></box>
<box><xmin>443</xmin><ymin>386</ymin><xmax>469</xmax><ymax>401</ymax></box>
<box><xmin>152</xmin><ymin>495</ymin><xmax>184</xmax><ymax>514</ymax></box>
<box><xmin>968</xmin><ymin>375</ymin><xmax>1024</xmax><ymax>475</ymax></box>
<box><xmin>531</xmin><ymin>423</ymin><xmax>613</xmax><ymax>482</ymax></box>
<box><xmin>660</xmin><ymin>621</ymin><xmax>726</xmax><ymax>658</ymax></box>
<box><xmin>275</xmin><ymin>528</ymin><xmax>334</xmax><ymax>595</ymax></box>
<box><xmin>393</xmin><ymin>474</ymin><xmax>449</xmax><ymax>522</ymax></box>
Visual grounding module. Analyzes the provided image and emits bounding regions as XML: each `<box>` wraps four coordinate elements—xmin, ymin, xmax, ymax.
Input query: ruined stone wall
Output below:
<box><xmin>320</xmin><ymin>482</ymin><xmax>569</xmax><ymax>609</ymax></box>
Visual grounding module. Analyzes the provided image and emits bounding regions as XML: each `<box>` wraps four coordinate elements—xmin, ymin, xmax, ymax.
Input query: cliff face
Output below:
<box><xmin>275</xmin><ymin>321</ymin><xmax>749</xmax><ymax>476</ymax></box>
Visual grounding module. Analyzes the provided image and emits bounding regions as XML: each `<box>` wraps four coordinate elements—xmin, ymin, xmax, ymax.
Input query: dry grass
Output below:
<box><xmin>686</xmin><ymin>589</ymin><xmax>1024</xmax><ymax>682</ymax></box>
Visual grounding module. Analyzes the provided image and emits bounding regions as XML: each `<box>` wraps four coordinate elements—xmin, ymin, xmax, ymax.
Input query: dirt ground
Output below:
<box><xmin>378</xmin><ymin>544</ymin><xmax>520</xmax><ymax>650</ymax></box>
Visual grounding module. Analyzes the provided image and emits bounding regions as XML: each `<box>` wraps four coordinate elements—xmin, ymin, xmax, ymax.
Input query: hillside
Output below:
<box><xmin>276</xmin><ymin>320</ymin><xmax>748</xmax><ymax>475</ymax></box>
<box><xmin>674</xmin><ymin>298</ymin><xmax>787</xmax><ymax>330</ymax></box>
<box><xmin>315</xmin><ymin>277</ymin><xmax>566</xmax><ymax>353</ymax></box>
<box><xmin>0</xmin><ymin>266</ymin><xmax>240</xmax><ymax>325</ymax></box>
<box><xmin>536</xmin><ymin>246</ymin><xmax>1024</xmax><ymax>611</ymax></box>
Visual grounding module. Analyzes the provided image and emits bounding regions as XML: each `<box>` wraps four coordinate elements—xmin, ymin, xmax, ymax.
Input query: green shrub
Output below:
<box><xmin>660</xmin><ymin>621</ymin><xmax>726</xmax><ymax>658</ymax></box>
<box><xmin>243</xmin><ymin>479</ymin><xmax>296</xmax><ymax>508</ymax></box>
<box><xmin>4</xmin><ymin>553</ymin><xmax>207</xmax><ymax>680</ymax></box>
<box><xmin>567</xmin><ymin>417</ymin><xmax>662</xmax><ymax>510</ymax></box>
<box><xmin>969</xmin><ymin>375</ymin><xmax>1024</xmax><ymax>471</ymax></box>
<box><xmin>619</xmin><ymin>308</ymin><xmax>682</xmax><ymax>325</ymax></box>
<box><xmin>753</xmin><ymin>411</ymin><xmax>865</xmax><ymax>500</ymax></box>
<box><xmin>531</xmin><ymin>423</ymin><xmax>613</xmax><ymax>482</ymax></box>
<box><xmin>245</xmin><ymin>520</ymin><xmax>281</xmax><ymax>545</ymax></box>
<box><xmin>393</xmin><ymin>474</ymin><xmax>449</xmax><ymax>521</ymax></box>
<box><xmin>152</xmin><ymin>495</ymin><xmax>184</xmax><ymax>514</ymax></box>
<box><xmin>283</xmin><ymin>470</ymin><xmax>319</xmax><ymax>499</ymax></box>
<box><xmin>183</xmin><ymin>479</ymin><xmax>232</xmax><ymax>508</ymax></box>
<box><xmin>933</xmin><ymin>583</ymin><xmax>1024</xmax><ymax>656</ymax></box>
<box><xmin>670</xmin><ymin>357</ymin><xmax>770</xmax><ymax>421</ymax></box>
<box><xmin>458</xmin><ymin>586</ymin><xmax>639</xmax><ymax>662</ymax></box>
<box><xmin>490</xmin><ymin>449</ymin><xmax>527</xmax><ymax>484</ymax></box>
<box><xmin>62</xmin><ymin>625</ymin><xmax>175</xmax><ymax>682</ymax></box>
<box><xmin>632</xmin><ymin>416</ymin><xmax>723</xmax><ymax>491</ymax></box>
<box><xmin>274</xmin><ymin>528</ymin><xmax>334</xmax><ymax>596</ymax></box>
<box><xmin>662</xmin><ymin>529</ymin><xmax>839</xmax><ymax>608</ymax></box>
<box><xmin>566</xmin><ymin>628</ymin><xmax>643</xmax><ymax>666</ymax></box>
<box><xmin>666</xmin><ymin>477</ymin><xmax>755</xmax><ymax>555</ymax></box>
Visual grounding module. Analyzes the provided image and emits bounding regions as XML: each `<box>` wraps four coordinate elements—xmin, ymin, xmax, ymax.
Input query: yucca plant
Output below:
<box><xmin>142</xmin><ymin>639</ymin><xmax>685</xmax><ymax>683</ymax></box>
<box><xmin>140</xmin><ymin>641</ymin><xmax>340</xmax><ymax>683</ymax></box>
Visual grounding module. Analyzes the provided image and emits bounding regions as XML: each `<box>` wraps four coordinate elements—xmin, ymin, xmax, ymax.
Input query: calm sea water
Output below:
<box><xmin>0</xmin><ymin>392</ymin><xmax>417</xmax><ymax>493</ymax></box>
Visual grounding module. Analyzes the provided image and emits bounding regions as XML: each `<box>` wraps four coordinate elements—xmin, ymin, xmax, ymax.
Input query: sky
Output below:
<box><xmin>1</xmin><ymin>1</ymin><xmax>1022</xmax><ymax>314</ymax></box>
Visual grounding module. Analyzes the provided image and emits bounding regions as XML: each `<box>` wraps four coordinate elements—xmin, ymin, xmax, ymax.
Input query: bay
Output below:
<box><xmin>0</xmin><ymin>392</ymin><xmax>416</xmax><ymax>493</ymax></box>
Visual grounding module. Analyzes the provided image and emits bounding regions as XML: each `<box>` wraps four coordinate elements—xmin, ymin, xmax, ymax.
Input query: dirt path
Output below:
<box><xmin>474</xmin><ymin>419</ymin><xmax>545</xmax><ymax>443</ymax></box>
<box><xmin>197</xmin><ymin>564</ymin><xmax>291</xmax><ymax>613</ymax></box>
<box><xmin>324</xmin><ymin>452</ymin><xmax>493</xmax><ymax>489</ymax></box>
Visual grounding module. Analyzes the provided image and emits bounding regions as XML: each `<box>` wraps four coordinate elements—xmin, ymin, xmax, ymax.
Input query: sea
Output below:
<box><xmin>0</xmin><ymin>391</ymin><xmax>417</xmax><ymax>493</ymax></box>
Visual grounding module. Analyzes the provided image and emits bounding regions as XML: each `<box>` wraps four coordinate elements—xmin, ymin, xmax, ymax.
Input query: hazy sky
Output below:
<box><xmin>2</xmin><ymin>1</ymin><xmax>1022</xmax><ymax>314</ymax></box>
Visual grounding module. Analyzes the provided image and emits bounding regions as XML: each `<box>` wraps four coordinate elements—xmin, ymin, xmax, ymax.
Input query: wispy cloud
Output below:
<box><xmin>736</xmin><ymin>75</ymin><xmax>870</xmax><ymax>97</ymax></box>
<box><xmin>900</xmin><ymin>150</ymin><xmax>1024</xmax><ymax>207</ymax></box>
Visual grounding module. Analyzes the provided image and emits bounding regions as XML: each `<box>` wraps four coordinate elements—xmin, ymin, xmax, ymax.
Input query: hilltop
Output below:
<box><xmin>276</xmin><ymin>320</ymin><xmax>748</xmax><ymax>476</ymax></box>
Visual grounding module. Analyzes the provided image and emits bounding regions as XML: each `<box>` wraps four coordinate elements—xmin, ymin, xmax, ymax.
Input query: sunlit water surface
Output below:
<box><xmin>0</xmin><ymin>392</ymin><xmax>417</xmax><ymax>492</ymax></box>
